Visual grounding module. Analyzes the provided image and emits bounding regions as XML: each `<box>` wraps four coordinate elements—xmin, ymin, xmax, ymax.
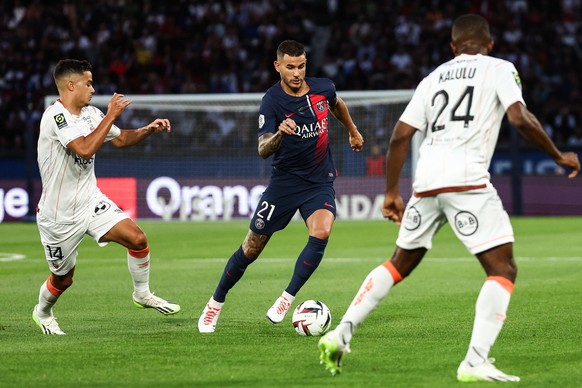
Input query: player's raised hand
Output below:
<box><xmin>145</xmin><ymin>118</ymin><xmax>171</xmax><ymax>133</ymax></box>
<box><xmin>555</xmin><ymin>152</ymin><xmax>580</xmax><ymax>178</ymax></box>
<box><xmin>382</xmin><ymin>193</ymin><xmax>405</xmax><ymax>225</ymax></box>
<box><xmin>349</xmin><ymin>129</ymin><xmax>364</xmax><ymax>152</ymax></box>
<box><xmin>107</xmin><ymin>93</ymin><xmax>132</xmax><ymax>118</ymax></box>
<box><xmin>278</xmin><ymin>118</ymin><xmax>297</xmax><ymax>136</ymax></box>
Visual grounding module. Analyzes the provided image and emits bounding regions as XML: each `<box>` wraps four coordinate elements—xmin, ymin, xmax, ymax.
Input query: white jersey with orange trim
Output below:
<box><xmin>37</xmin><ymin>100</ymin><xmax>120</xmax><ymax>224</ymax></box>
<box><xmin>400</xmin><ymin>53</ymin><xmax>525</xmax><ymax>194</ymax></box>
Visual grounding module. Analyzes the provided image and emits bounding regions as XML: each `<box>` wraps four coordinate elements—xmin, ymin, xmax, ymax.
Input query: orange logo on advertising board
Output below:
<box><xmin>97</xmin><ymin>177</ymin><xmax>137</xmax><ymax>219</ymax></box>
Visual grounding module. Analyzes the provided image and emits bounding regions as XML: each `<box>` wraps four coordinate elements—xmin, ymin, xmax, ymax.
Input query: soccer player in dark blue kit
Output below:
<box><xmin>198</xmin><ymin>40</ymin><xmax>364</xmax><ymax>333</ymax></box>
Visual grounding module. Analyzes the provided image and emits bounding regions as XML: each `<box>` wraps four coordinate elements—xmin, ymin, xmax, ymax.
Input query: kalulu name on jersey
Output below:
<box><xmin>438</xmin><ymin>67</ymin><xmax>476</xmax><ymax>83</ymax></box>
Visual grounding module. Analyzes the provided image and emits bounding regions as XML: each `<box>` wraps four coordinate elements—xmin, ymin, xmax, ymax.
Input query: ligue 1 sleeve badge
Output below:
<box><xmin>512</xmin><ymin>71</ymin><xmax>522</xmax><ymax>89</ymax></box>
<box><xmin>53</xmin><ymin>113</ymin><xmax>68</xmax><ymax>129</ymax></box>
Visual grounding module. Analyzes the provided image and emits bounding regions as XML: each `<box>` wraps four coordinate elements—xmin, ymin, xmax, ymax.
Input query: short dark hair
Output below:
<box><xmin>53</xmin><ymin>59</ymin><xmax>92</xmax><ymax>81</ymax></box>
<box><xmin>276</xmin><ymin>40</ymin><xmax>306</xmax><ymax>59</ymax></box>
<box><xmin>451</xmin><ymin>14</ymin><xmax>491</xmax><ymax>45</ymax></box>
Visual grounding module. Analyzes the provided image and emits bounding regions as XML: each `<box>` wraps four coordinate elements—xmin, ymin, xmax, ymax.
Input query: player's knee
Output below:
<box><xmin>242</xmin><ymin>231</ymin><xmax>268</xmax><ymax>259</ymax></box>
<box><xmin>506</xmin><ymin>261</ymin><xmax>518</xmax><ymax>282</ymax></box>
<box><xmin>309</xmin><ymin>226</ymin><xmax>331</xmax><ymax>240</ymax></box>
<box><xmin>130</xmin><ymin>231</ymin><xmax>148</xmax><ymax>251</ymax></box>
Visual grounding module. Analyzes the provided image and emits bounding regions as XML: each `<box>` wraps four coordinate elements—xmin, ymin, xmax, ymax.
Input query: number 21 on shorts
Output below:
<box><xmin>256</xmin><ymin>201</ymin><xmax>275</xmax><ymax>221</ymax></box>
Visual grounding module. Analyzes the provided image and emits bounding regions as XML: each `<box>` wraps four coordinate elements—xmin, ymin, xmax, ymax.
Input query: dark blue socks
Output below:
<box><xmin>285</xmin><ymin>236</ymin><xmax>328</xmax><ymax>296</ymax></box>
<box><xmin>213</xmin><ymin>246</ymin><xmax>253</xmax><ymax>303</ymax></box>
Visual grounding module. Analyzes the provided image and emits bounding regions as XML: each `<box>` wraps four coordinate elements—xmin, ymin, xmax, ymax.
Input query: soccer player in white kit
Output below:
<box><xmin>318</xmin><ymin>14</ymin><xmax>580</xmax><ymax>381</ymax></box>
<box><xmin>33</xmin><ymin>59</ymin><xmax>180</xmax><ymax>335</ymax></box>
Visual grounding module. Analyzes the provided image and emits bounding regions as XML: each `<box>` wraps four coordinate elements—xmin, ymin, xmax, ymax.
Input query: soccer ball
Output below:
<box><xmin>292</xmin><ymin>300</ymin><xmax>332</xmax><ymax>336</ymax></box>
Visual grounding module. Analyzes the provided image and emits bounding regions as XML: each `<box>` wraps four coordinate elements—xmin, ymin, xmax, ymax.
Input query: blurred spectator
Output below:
<box><xmin>0</xmin><ymin>0</ymin><xmax>581</xmax><ymax>155</ymax></box>
<box><xmin>366</xmin><ymin>144</ymin><xmax>385</xmax><ymax>176</ymax></box>
<box><xmin>390</xmin><ymin>46</ymin><xmax>413</xmax><ymax>73</ymax></box>
<box><xmin>567</xmin><ymin>126</ymin><xmax>582</xmax><ymax>146</ymax></box>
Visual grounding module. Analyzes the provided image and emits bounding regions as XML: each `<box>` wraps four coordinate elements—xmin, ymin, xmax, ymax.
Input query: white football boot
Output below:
<box><xmin>457</xmin><ymin>358</ymin><xmax>520</xmax><ymax>382</ymax></box>
<box><xmin>266</xmin><ymin>292</ymin><xmax>295</xmax><ymax>324</ymax></box>
<box><xmin>133</xmin><ymin>292</ymin><xmax>181</xmax><ymax>315</ymax></box>
<box><xmin>32</xmin><ymin>304</ymin><xmax>66</xmax><ymax>335</ymax></box>
<box><xmin>198</xmin><ymin>297</ymin><xmax>224</xmax><ymax>333</ymax></box>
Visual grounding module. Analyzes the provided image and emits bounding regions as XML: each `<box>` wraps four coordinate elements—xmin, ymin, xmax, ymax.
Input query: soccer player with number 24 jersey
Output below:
<box><xmin>319</xmin><ymin>14</ymin><xmax>580</xmax><ymax>382</ymax></box>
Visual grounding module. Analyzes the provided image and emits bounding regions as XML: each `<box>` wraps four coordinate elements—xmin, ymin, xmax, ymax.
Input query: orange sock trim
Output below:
<box><xmin>46</xmin><ymin>276</ymin><xmax>64</xmax><ymax>296</ymax></box>
<box><xmin>382</xmin><ymin>260</ymin><xmax>403</xmax><ymax>284</ymax></box>
<box><xmin>128</xmin><ymin>246</ymin><xmax>150</xmax><ymax>259</ymax></box>
<box><xmin>487</xmin><ymin>276</ymin><xmax>514</xmax><ymax>294</ymax></box>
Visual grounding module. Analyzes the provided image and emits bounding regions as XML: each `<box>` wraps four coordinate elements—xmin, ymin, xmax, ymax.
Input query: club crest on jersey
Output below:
<box><xmin>316</xmin><ymin>100</ymin><xmax>326</xmax><ymax>112</ymax></box>
<box><xmin>54</xmin><ymin>113</ymin><xmax>67</xmax><ymax>129</ymax></box>
<box><xmin>258</xmin><ymin>114</ymin><xmax>265</xmax><ymax>129</ymax></box>
<box><xmin>254</xmin><ymin>218</ymin><xmax>265</xmax><ymax>230</ymax></box>
<box><xmin>454</xmin><ymin>211</ymin><xmax>478</xmax><ymax>236</ymax></box>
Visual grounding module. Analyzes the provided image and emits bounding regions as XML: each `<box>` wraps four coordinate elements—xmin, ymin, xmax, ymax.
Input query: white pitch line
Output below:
<box><xmin>0</xmin><ymin>253</ymin><xmax>26</xmax><ymax>262</ymax></box>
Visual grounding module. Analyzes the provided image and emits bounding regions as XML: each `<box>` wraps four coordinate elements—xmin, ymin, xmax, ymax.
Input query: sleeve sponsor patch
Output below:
<box><xmin>53</xmin><ymin>113</ymin><xmax>68</xmax><ymax>129</ymax></box>
<box><xmin>258</xmin><ymin>114</ymin><xmax>265</xmax><ymax>129</ymax></box>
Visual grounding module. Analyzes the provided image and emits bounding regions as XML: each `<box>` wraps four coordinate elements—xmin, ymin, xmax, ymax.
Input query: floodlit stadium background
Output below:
<box><xmin>1</xmin><ymin>1</ymin><xmax>581</xmax><ymax>221</ymax></box>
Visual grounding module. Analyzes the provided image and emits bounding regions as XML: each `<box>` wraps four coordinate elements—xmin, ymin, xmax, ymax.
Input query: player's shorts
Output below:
<box><xmin>37</xmin><ymin>191</ymin><xmax>130</xmax><ymax>276</ymax></box>
<box><xmin>250</xmin><ymin>169</ymin><xmax>336</xmax><ymax>236</ymax></box>
<box><xmin>396</xmin><ymin>184</ymin><xmax>514</xmax><ymax>255</ymax></box>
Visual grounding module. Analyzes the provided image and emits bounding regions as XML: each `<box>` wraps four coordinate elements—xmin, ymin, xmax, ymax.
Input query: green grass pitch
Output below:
<box><xmin>1</xmin><ymin>218</ymin><xmax>581</xmax><ymax>387</ymax></box>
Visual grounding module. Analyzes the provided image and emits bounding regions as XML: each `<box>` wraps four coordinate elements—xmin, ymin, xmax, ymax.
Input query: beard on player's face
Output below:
<box><xmin>284</xmin><ymin>74</ymin><xmax>303</xmax><ymax>93</ymax></box>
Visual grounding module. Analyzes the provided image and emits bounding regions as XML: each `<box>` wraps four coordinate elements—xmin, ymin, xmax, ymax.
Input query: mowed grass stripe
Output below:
<box><xmin>1</xmin><ymin>218</ymin><xmax>581</xmax><ymax>387</ymax></box>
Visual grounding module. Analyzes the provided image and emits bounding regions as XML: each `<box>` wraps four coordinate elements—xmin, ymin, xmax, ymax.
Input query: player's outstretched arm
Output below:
<box><xmin>111</xmin><ymin>118</ymin><xmax>171</xmax><ymax>148</ymax></box>
<box><xmin>330</xmin><ymin>97</ymin><xmax>363</xmax><ymax>152</ymax></box>
<box><xmin>506</xmin><ymin>102</ymin><xmax>580</xmax><ymax>178</ymax></box>
<box><xmin>383</xmin><ymin>120</ymin><xmax>416</xmax><ymax>224</ymax></box>
<box><xmin>67</xmin><ymin>93</ymin><xmax>131</xmax><ymax>159</ymax></box>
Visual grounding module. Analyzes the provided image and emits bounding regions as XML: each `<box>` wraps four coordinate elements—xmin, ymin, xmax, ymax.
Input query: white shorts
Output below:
<box><xmin>37</xmin><ymin>192</ymin><xmax>130</xmax><ymax>276</ymax></box>
<box><xmin>396</xmin><ymin>184</ymin><xmax>514</xmax><ymax>255</ymax></box>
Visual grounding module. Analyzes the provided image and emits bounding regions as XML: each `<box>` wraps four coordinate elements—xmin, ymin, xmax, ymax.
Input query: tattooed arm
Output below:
<box><xmin>258</xmin><ymin>117</ymin><xmax>296</xmax><ymax>159</ymax></box>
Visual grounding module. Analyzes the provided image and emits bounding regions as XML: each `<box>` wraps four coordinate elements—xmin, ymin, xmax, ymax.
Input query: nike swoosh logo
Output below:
<box><xmin>324</xmin><ymin>202</ymin><xmax>335</xmax><ymax>209</ymax></box>
<box><xmin>284</xmin><ymin>113</ymin><xmax>295</xmax><ymax>118</ymax></box>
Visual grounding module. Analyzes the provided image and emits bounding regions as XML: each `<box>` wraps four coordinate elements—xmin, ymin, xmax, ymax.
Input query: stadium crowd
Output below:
<box><xmin>1</xmin><ymin>0</ymin><xmax>581</xmax><ymax>156</ymax></box>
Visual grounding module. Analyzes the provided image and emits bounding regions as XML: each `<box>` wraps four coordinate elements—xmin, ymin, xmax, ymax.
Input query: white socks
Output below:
<box><xmin>333</xmin><ymin>263</ymin><xmax>513</xmax><ymax>367</ymax></box>
<box><xmin>281</xmin><ymin>290</ymin><xmax>295</xmax><ymax>303</ymax></box>
<box><xmin>208</xmin><ymin>297</ymin><xmax>224</xmax><ymax>310</ymax></box>
<box><xmin>37</xmin><ymin>278</ymin><xmax>61</xmax><ymax>318</ymax></box>
<box><xmin>337</xmin><ymin>261</ymin><xmax>401</xmax><ymax>344</ymax></box>
<box><xmin>127</xmin><ymin>246</ymin><xmax>151</xmax><ymax>297</ymax></box>
<box><xmin>464</xmin><ymin>277</ymin><xmax>513</xmax><ymax>366</ymax></box>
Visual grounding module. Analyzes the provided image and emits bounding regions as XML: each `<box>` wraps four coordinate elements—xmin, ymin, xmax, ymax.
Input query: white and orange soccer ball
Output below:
<box><xmin>292</xmin><ymin>300</ymin><xmax>332</xmax><ymax>336</ymax></box>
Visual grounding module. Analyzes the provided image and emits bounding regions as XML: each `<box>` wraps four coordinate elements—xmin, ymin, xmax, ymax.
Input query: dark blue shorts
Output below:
<box><xmin>250</xmin><ymin>169</ymin><xmax>336</xmax><ymax>236</ymax></box>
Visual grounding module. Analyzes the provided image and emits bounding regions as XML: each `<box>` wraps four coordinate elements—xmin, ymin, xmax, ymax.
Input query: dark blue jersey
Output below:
<box><xmin>258</xmin><ymin>77</ymin><xmax>338</xmax><ymax>183</ymax></box>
